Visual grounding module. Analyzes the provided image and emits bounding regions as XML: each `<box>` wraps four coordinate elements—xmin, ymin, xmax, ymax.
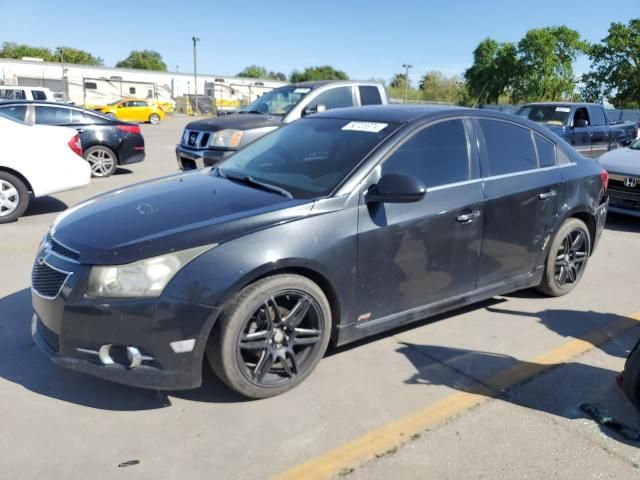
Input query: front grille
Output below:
<box><xmin>183</xmin><ymin>129</ymin><xmax>210</xmax><ymax>149</ymax></box>
<box><xmin>32</xmin><ymin>261</ymin><xmax>70</xmax><ymax>299</ymax></box>
<box><xmin>37</xmin><ymin>318</ymin><xmax>59</xmax><ymax>352</ymax></box>
<box><xmin>180</xmin><ymin>158</ymin><xmax>197</xmax><ymax>170</ymax></box>
<box><xmin>47</xmin><ymin>234</ymin><xmax>80</xmax><ymax>260</ymax></box>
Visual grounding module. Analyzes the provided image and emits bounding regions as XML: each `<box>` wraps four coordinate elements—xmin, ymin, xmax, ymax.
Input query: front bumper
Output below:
<box><xmin>31</xmin><ymin>245</ymin><xmax>220</xmax><ymax>390</ymax></box>
<box><xmin>175</xmin><ymin>144</ymin><xmax>234</xmax><ymax>170</ymax></box>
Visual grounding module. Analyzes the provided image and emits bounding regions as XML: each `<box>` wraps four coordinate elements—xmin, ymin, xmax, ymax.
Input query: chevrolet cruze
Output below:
<box><xmin>32</xmin><ymin>106</ymin><xmax>609</xmax><ymax>398</ymax></box>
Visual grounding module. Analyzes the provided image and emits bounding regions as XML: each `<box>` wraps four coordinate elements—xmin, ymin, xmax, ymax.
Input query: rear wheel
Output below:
<box><xmin>149</xmin><ymin>113</ymin><xmax>160</xmax><ymax>124</ymax></box>
<box><xmin>0</xmin><ymin>172</ymin><xmax>29</xmax><ymax>223</ymax></box>
<box><xmin>207</xmin><ymin>274</ymin><xmax>332</xmax><ymax>399</ymax></box>
<box><xmin>84</xmin><ymin>145</ymin><xmax>117</xmax><ymax>177</ymax></box>
<box><xmin>537</xmin><ymin>218</ymin><xmax>591</xmax><ymax>296</ymax></box>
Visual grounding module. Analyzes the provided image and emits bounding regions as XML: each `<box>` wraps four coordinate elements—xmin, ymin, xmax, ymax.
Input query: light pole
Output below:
<box><xmin>192</xmin><ymin>36</ymin><xmax>200</xmax><ymax>115</ymax></box>
<box><xmin>402</xmin><ymin>63</ymin><xmax>413</xmax><ymax>104</ymax></box>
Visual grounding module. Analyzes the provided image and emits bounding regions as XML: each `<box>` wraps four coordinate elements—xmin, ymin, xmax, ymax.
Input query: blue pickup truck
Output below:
<box><xmin>516</xmin><ymin>102</ymin><xmax>638</xmax><ymax>158</ymax></box>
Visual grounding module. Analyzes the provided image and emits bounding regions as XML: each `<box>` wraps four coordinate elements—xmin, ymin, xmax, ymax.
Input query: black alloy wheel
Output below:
<box><xmin>208</xmin><ymin>274</ymin><xmax>331</xmax><ymax>399</ymax></box>
<box><xmin>538</xmin><ymin>218</ymin><xmax>591</xmax><ymax>297</ymax></box>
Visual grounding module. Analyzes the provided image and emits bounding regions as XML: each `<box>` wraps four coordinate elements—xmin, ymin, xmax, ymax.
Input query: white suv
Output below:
<box><xmin>0</xmin><ymin>86</ymin><xmax>57</xmax><ymax>102</ymax></box>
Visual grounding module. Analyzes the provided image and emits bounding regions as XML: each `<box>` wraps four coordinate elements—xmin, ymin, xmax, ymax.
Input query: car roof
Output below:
<box><xmin>0</xmin><ymin>100</ymin><xmax>90</xmax><ymax>111</ymax></box>
<box><xmin>311</xmin><ymin>104</ymin><xmax>473</xmax><ymax>123</ymax></box>
<box><xmin>522</xmin><ymin>102</ymin><xmax>600</xmax><ymax>107</ymax></box>
<box><xmin>290</xmin><ymin>80</ymin><xmax>381</xmax><ymax>89</ymax></box>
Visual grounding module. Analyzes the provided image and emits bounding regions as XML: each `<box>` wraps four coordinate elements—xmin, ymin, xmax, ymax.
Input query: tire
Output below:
<box><xmin>623</xmin><ymin>339</ymin><xmax>640</xmax><ymax>408</ymax></box>
<box><xmin>84</xmin><ymin>145</ymin><xmax>117</xmax><ymax>178</ymax></box>
<box><xmin>149</xmin><ymin>113</ymin><xmax>160</xmax><ymax>124</ymax></box>
<box><xmin>537</xmin><ymin>218</ymin><xmax>591</xmax><ymax>297</ymax></box>
<box><xmin>207</xmin><ymin>274</ymin><xmax>332</xmax><ymax>399</ymax></box>
<box><xmin>0</xmin><ymin>172</ymin><xmax>29</xmax><ymax>223</ymax></box>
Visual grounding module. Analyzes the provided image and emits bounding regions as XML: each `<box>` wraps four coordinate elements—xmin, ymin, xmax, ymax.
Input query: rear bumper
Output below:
<box><xmin>118</xmin><ymin>152</ymin><xmax>145</xmax><ymax>166</ymax></box>
<box><xmin>175</xmin><ymin>145</ymin><xmax>234</xmax><ymax>170</ymax></box>
<box><xmin>592</xmin><ymin>196</ymin><xmax>609</xmax><ymax>252</ymax></box>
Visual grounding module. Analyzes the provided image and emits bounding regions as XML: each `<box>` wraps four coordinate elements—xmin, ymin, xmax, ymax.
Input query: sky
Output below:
<box><xmin>0</xmin><ymin>0</ymin><xmax>636</xmax><ymax>83</ymax></box>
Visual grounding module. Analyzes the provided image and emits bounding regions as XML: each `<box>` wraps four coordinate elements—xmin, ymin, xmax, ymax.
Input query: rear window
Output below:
<box><xmin>32</xmin><ymin>90</ymin><xmax>48</xmax><ymax>101</ymax></box>
<box><xmin>359</xmin><ymin>86</ymin><xmax>382</xmax><ymax>106</ymax></box>
<box><xmin>218</xmin><ymin>118</ymin><xmax>399</xmax><ymax>198</ymax></box>
<box><xmin>35</xmin><ymin>106</ymin><xmax>72</xmax><ymax>125</ymax></box>
<box><xmin>478</xmin><ymin>119</ymin><xmax>537</xmax><ymax>175</ymax></box>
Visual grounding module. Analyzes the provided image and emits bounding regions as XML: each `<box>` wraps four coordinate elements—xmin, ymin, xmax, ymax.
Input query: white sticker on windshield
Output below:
<box><xmin>341</xmin><ymin>121</ymin><xmax>388</xmax><ymax>133</ymax></box>
<box><xmin>555</xmin><ymin>107</ymin><xmax>571</xmax><ymax>113</ymax></box>
<box><xmin>294</xmin><ymin>88</ymin><xmax>311</xmax><ymax>94</ymax></box>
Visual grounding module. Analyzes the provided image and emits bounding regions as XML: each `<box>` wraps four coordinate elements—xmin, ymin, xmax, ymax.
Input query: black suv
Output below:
<box><xmin>33</xmin><ymin>106</ymin><xmax>609</xmax><ymax>399</ymax></box>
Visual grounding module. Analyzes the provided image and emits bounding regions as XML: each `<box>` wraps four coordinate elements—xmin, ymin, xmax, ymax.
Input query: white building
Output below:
<box><xmin>0</xmin><ymin>58</ymin><xmax>287</xmax><ymax>109</ymax></box>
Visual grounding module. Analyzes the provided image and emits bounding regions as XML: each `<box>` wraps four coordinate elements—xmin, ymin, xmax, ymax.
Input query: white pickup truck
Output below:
<box><xmin>0</xmin><ymin>86</ymin><xmax>58</xmax><ymax>102</ymax></box>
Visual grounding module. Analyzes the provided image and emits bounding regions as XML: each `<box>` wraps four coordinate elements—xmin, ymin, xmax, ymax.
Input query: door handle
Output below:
<box><xmin>538</xmin><ymin>190</ymin><xmax>557</xmax><ymax>200</ymax></box>
<box><xmin>76</xmin><ymin>128</ymin><xmax>85</xmax><ymax>133</ymax></box>
<box><xmin>456</xmin><ymin>210</ymin><xmax>480</xmax><ymax>223</ymax></box>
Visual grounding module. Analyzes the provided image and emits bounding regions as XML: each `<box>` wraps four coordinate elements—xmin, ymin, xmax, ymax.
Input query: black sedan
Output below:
<box><xmin>31</xmin><ymin>106</ymin><xmax>609</xmax><ymax>398</ymax></box>
<box><xmin>0</xmin><ymin>101</ymin><xmax>145</xmax><ymax>177</ymax></box>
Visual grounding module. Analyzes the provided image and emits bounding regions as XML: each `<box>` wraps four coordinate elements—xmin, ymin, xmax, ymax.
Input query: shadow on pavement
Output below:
<box><xmin>398</xmin><ymin>339</ymin><xmax>640</xmax><ymax>445</ymax></box>
<box><xmin>0</xmin><ymin>288</ymin><xmax>242</xmax><ymax>410</ymax></box>
<box><xmin>605</xmin><ymin>212</ymin><xmax>640</xmax><ymax>233</ymax></box>
<box><xmin>114</xmin><ymin>167</ymin><xmax>133</xmax><ymax>175</ymax></box>
<box><xmin>485</xmin><ymin>305</ymin><xmax>636</xmax><ymax>359</ymax></box>
<box><xmin>23</xmin><ymin>196</ymin><xmax>68</xmax><ymax>217</ymax></box>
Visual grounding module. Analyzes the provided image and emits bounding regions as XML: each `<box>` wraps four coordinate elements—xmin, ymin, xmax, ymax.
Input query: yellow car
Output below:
<box><xmin>96</xmin><ymin>99</ymin><xmax>165</xmax><ymax>124</ymax></box>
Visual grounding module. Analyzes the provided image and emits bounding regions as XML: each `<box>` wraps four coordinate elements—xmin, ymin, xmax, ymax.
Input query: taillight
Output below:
<box><xmin>68</xmin><ymin>134</ymin><xmax>82</xmax><ymax>157</ymax></box>
<box><xmin>117</xmin><ymin>124</ymin><xmax>141</xmax><ymax>134</ymax></box>
<box><xmin>600</xmin><ymin>169</ymin><xmax>609</xmax><ymax>191</ymax></box>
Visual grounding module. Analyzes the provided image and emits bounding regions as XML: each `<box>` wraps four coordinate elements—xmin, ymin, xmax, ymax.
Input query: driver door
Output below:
<box><xmin>356</xmin><ymin>119</ymin><xmax>485</xmax><ymax>322</ymax></box>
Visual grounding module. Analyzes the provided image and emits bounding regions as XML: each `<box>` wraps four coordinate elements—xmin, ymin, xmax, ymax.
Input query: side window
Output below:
<box><xmin>84</xmin><ymin>82</ymin><xmax>98</xmax><ymax>90</ymax></box>
<box><xmin>32</xmin><ymin>90</ymin><xmax>48</xmax><ymax>101</ymax></box>
<box><xmin>35</xmin><ymin>106</ymin><xmax>72</xmax><ymax>125</ymax></box>
<box><xmin>129</xmin><ymin>87</ymin><xmax>136</xmax><ymax>94</ymax></box>
<box><xmin>535</xmin><ymin>134</ymin><xmax>556</xmax><ymax>168</ymax></box>
<box><xmin>557</xmin><ymin>148</ymin><xmax>573</xmax><ymax>165</ymax></box>
<box><xmin>478</xmin><ymin>119</ymin><xmax>537</xmax><ymax>175</ymax></box>
<box><xmin>0</xmin><ymin>105</ymin><xmax>27</xmax><ymax>122</ymax></box>
<box><xmin>71</xmin><ymin>110</ymin><xmax>103</xmax><ymax>124</ymax></box>
<box><xmin>359</xmin><ymin>86</ymin><xmax>382</xmax><ymax>106</ymax></box>
<box><xmin>0</xmin><ymin>89</ymin><xmax>26</xmax><ymax>100</ymax></box>
<box><xmin>381</xmin><ymin>119</ymin><xmax>469</xmax><ymax>189</ymax></box>
<box><xmin>133</xmin><ymin>101</ymin><xmax>148</xmax><ymax>107</ymax></box>
<box><xmin>573</xmin><ymin>107</ymin><xmax>590</xmax><ymax>127</ymax></box>
<box><xmin>312</xmin><ymin>87</ymin><xmax>354</xmax><ymax>110</ymax></box>
<box><xmin>589</xmin><ymin>107</ymin><xmax>606</xmax><ymax>127</ymax></box>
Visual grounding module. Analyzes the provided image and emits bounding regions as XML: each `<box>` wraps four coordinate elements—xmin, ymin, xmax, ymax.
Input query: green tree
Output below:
<box><xmin>237</xmin><ymin>65</ymin><xmax>268</xmax><ymax>78</ymax></box>
<box><xmin>116</xmin><ymin>50</ymin><xmax>167</xmax><ymax>71</ymax></box>
<box><xmin>0</xmin><ymin>41</ymin><xmax>54</xmax><ymax>61</ymax></box>
<box><xmin>418</xmin><ymin>70</ymin><xmax>465</xmax><ymax>104</ymax></box>
<box><xmin>55</xmin><ymin>46</ymin><xmax>103</xmax><ymax>66</ymax></box>
<box><xmin>267</xmin><ymin>71</ymin><xmax>287</xmax><ymax>81</ymax></box>
<box><xmin>289</xmin><ymin>65</ymin><xmax>348</xmax><ymax>83</ymax></box>
<box><xmin>389</xmin><ymin>72</ymin><xmax>408</xmax><ymax>89</ymax></box>
<box><xmin>464</xmin><ymin>38</ymin><xmax>518</xmax><ymax>105</ymax></box>
<box><xmin>512</xmin><ymin>26</ymin><xmax>587</xmax><ymax>103</ymax></box>
<box><xmin>582</xmin><ymin>19</ymin><xmax>640</xmax><ymax>108</ymax></box>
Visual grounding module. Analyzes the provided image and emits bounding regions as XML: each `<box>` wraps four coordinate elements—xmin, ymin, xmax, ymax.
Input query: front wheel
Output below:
<box><xmin>207</xmin><ymin>274</ymin><xmax>332</xmax><ymax>399</ymax></box>
<box><xmin>149</xmin><ymin>113</ymin><xmax>160</xmax><ymax>124</ymax></box>
<box><xmin>0</xmin><ymin>172</ymin><xmax>29</xmax><ymax>223</ymax></box>
<box><xmin>537</xmin><ymin>218</ymin><xmax>591</xmax><ymax>297</ymax></box>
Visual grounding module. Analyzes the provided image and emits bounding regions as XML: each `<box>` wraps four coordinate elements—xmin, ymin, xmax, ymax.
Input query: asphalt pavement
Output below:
<box><xmin>1</xmin><ymin>115</ymin><xmax>639</xmax><ymax>480</ymax></box>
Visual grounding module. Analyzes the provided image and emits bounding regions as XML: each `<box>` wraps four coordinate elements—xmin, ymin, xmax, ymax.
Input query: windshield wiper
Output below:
<box><xmin>217</xmin><ymin>169</ymin><xmax>293</xmax><ymax>199</ymax></box>
<box><xmin>239</xmin><ymin>109</ymin><xmax>268</xmax><ymax>115</ymax></box>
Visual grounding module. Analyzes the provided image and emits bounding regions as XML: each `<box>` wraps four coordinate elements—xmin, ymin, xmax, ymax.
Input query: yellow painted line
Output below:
<box><xmin>274</xmin><ymin>311</ymin><xmax>640</xmax><ymax>480</ymax></box>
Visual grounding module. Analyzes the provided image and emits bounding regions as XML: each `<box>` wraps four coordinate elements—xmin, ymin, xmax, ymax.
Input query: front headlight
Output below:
<box><xmin>86</xmin><ymin>245</ymin><xmax>211</xmax><ymax>298</ymax></box>
<box><xmin>211</xmin><ymin>129</ymin><xmax>243</xmax><ymax>148</ymax></box>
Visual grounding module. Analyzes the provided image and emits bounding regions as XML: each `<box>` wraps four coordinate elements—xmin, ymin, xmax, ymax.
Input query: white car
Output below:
<box><xmin>0</xmin><ymin>113</ymin><xmax>91</xmax><ymax>223</ymax></box>
<box><xmin>0</xmin><ymin>86</ymin><xmax>58</xmax><ymax>102</ymax></box>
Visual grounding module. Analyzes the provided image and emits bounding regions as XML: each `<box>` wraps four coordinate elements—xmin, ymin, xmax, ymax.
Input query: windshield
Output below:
<box><xmin>516</xmin><ymin>105</ymin><xmax>571</xmax><ymax>126</ymax></box>
<box><xmin>240</xmin><ymin>86</ymin><xmax>312</xmax><ymax>116</ymax></box>
<box><xmin>216</xmin><ymin>118</ymin><xmax>400</xmax><ymax>198</ymax></box>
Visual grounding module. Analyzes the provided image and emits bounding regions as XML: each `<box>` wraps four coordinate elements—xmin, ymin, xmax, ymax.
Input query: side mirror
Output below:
<box><xmin>574</xmin><ymin>119</ymin><xmax>589</xmax><ymax>128</ymax></box>
<box><xmin>366</xmin><ymin>173</ymin><xmax>426</xmax><ymax>204</ymax></box>
<box><xmin>302</xmin><ymin>104</ymin><xmax>327</xmax><ymax>117</ymax></box>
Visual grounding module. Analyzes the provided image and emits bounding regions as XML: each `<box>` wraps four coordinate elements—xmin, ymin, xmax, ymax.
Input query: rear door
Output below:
<box><xmin>356</xmin><ymin>118</ymin><xmax>484</xmax><ymax>321</ymax></box>
<box><xmin>473</xmin><ymin>118</ymin><xmax>563</xmax><ymax>287</ymax></box>
<box><xmin>587</xmin><ymin>105</ymin><xmax>610</xmax><ymax>155</ymax></box>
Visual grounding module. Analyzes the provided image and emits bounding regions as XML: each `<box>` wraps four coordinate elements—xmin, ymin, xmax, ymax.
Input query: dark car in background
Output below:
<box><xmin>32</xmin><ymin>106</ymin><xmax>608</xmax><ymax>399</ymax></box>
<box><xmin>516</xmin><ymin>102</ymin><xmax>637</xmax><ymax>158</ymax></box>
<box><xmin>175</xmin><ymin>80</ymin><xmax>388</xmax><ymax>170</ymax></box>
<box><xmin>0</xmin><ymin>101</ymin><xmax>145</xmax><ymax>177</ymax></box>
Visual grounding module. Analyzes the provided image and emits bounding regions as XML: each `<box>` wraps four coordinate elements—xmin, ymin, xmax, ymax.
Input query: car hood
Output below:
<box><xmin>598</xmin><ymin>148</ymin><xmax>640</xmax><ymax>176</ymax></box>
<box><xmin>185</xmin><ymin>113</ymin><xmax>282</xmax><ymax>132</ymax></box>
<box><xmin>51</xmin><ymin>170</ymin><xmax>312</xmax><ymax>265</ymax></box>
